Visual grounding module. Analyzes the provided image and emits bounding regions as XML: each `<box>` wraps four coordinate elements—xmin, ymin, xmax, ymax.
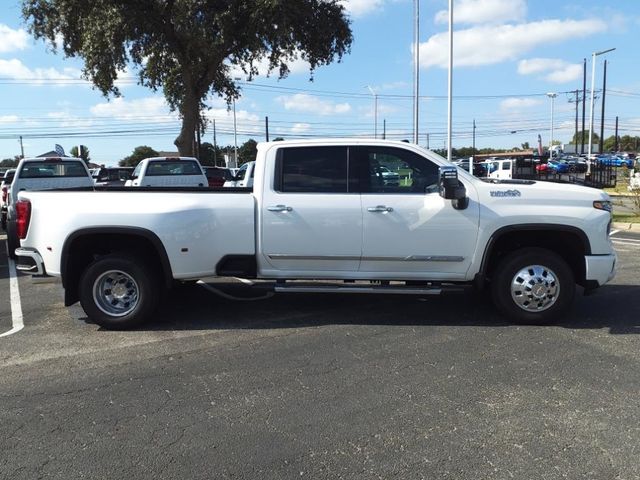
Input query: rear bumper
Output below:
<box><xmin>15</xmin><ymin>247</ymin><xmax>46</xmax><ymax>276</ymax></box>
<box><xmin>584</xmin><ymin>253</ymin><xmax>616</xmax><ymax>288</ymax></box>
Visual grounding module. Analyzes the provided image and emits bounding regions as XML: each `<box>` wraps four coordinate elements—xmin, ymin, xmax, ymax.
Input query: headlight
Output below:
<box><xmin>593</xmin><ymin>200</ymin><xmax>612</xmax><ymax>212</ymax></box>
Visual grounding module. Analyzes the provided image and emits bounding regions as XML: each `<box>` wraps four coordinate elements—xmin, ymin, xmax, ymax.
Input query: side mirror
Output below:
<box><xmin>439</xmin><ymin>166</ymin><xmax>468</xmax><ymax>210</ymax></box>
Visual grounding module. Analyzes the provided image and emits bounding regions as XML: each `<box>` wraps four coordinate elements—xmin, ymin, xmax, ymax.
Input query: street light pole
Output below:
<box><xmin>366</xmin><ymin>85</ymin><xmax>378</xmax><ymax>139</ymax></box>
<box><xmin>546</xmin><ymin>92</ymin><xmax>557</xmax><ymax>158</ymax></box>
<box><xmin>413</xmin><ymin>0</ymin><xmax>419</xmax><ymax>144</ymax></box>
<box><xmin>446</xmin><ymin>0</ymin><xmax>453</xmax><ymax>163</ymax></box>
<box><xmin>588</xmin><ymin>47</ymin><xmax>615</xmax><ymax>175</ymax></box>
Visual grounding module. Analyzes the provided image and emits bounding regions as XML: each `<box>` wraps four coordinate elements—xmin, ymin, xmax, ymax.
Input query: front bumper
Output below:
<box><xmin>15</xmin><ymin>247</ymin><xmax>46</xmax><ymax>276</ymax></box>
<box><xmin>584</xmin><ymin>253</ymin><xmax>617</xmax><ymax>288</ymax></box>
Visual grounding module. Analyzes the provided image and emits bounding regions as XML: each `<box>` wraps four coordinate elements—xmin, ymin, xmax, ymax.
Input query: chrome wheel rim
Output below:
<box><xmin>510</xmin><ymin>265</ymin><xmax>559</xmax><ymax>312</ymax></box>
<box><xmin>93</xmin><ymin>270</ymin><xmax>139</xmax><ymax>317</ymax></box>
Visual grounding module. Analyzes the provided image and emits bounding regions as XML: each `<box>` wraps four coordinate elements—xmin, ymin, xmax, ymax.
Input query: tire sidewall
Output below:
<box><xmin>79</xmin><ymin>255</ymin><xmax>158</xmax><ymax>330</ymax></box>
<box><xmin>6</xmin><ymin>220</ymin><xmax>18</xmax><ymax>259</ymax></box>
<box><xmin>491</xmin><ymin>248</ymin><xmax>575</xmax><ymax>324</ymax></box>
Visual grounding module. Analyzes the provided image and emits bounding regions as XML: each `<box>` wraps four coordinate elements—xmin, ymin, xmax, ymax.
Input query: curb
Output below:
<box><xmin>612</xmin><ymin>222</ymin><xmax>640</xmax><ymax>232</ymax></box>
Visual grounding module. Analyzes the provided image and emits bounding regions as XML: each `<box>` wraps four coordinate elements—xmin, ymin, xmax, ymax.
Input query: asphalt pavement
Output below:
<box><xmin>1</xmin><ymin>231</ymin><xmax>640</xmax><ymax>479</ymax></box>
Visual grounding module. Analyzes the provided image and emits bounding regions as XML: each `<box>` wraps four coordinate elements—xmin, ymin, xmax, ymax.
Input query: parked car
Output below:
<box><xmin>546</xmin><ymin>160</ymin><xmax>570</xmax><ymax>174</ymax></box>
<box><xmin>596</xmin><ymin>155</ymin><xmax>633</xmax><ymax>168</ymax></box>
<box><xmin>1</xmin><ymin>168</ymin><xmax>16</xmax><ymax>230</ymax></box>
<box><xmin>203</xmin><ymin>166</ymin><xmax>234</xmax><ymax>187</ymax></box>
<box><xmin>92</xmin><ymin>167</ymin><xmax>134</xmax><ymax>187</ymax></box>
<box><xmin>536</xmin><ymin>162</ymin><xmax>550</xmax><ymax>174</ymax></box>
<box><xmin>376</xmin><ymin>165</ymin><xmax>400</xmax><ymax>186</ymax></box>
<box><xmin>224</xmin><ymin>161</ymin><xmax>255</xmax><ymax>188</ymax></box>
<box><xmin>5</xmin><ymin>157</ymin><xmax>93</xmax><ymax>258</ymax></box>
<box><xmin>124</xmin><ymin>157</ymin><xmax>207</xmax><ymax>187</ymax></box>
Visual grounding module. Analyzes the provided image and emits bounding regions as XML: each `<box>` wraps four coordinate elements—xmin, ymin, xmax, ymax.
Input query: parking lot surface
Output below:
<box><xmin>1</xmin><ymin>231</ymin><xmax>640</xmax><ymax>479</ymax></box>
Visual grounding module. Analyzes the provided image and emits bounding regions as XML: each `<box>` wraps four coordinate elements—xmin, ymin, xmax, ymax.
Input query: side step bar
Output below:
<box><xmin>273</xmin><ymin>283</ymin><xmax>465</xmax><ymax>295</ymax></box>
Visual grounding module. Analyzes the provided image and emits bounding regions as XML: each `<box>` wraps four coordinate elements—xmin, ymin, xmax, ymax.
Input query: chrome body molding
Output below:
<box><xmin>267</xmin><ymin>254</ymin><xmax>464</xmax><ymax>262</ymax></box>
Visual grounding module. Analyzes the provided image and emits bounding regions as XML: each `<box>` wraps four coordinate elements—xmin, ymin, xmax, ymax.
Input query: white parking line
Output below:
<box><xmin>0</xmin><ymin>257</ymin><xmax>24</xmax><ymax>338</ymax></box>
<box><xmin>612</xmin><ymin>239</ymin><xmax>640</xmax><ymax>246</ymax></box>
<box><xmin>609</xmin><ymin>229</ymin><xmax>620</xmax><ymax>236</ymax></box>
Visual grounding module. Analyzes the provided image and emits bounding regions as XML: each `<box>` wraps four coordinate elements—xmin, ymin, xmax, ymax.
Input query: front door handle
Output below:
<box><xmin>267</xmin><ymin>204</ymin><xmax>293</xmax><ymax>212</ymax></box>
<box><xmin>367</xmin><ymin>205</ymin><xmax>393</xmax><ymax>213</ymax></box>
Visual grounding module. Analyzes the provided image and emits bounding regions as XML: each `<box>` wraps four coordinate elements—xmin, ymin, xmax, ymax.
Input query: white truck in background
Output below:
<box><xmin>224</xmin><ymin>161</ymin><xmax>255</xmax><ymax>188</ymax></box>
<box><xmin>14</xmin><ymin>140</ymin><xmax>616</xmax><ymax>329</ymax></box>
<box><xmin>5</xmin><ymin>156</ymin><xmax>93</xmax><ymax>259</ymax></box>
<box><xmin>124</xmin><ymin>156</ymin><xmax>207</xmax><ymax>187</ymax></box>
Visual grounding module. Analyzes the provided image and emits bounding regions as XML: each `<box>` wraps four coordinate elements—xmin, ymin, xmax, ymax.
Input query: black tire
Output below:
<box><xmin>78</xmin><ymin>254</ymin><xmax>160</xmax><ymax>330</ymax></box>
<box><xmin>5</xmin><ymin>221</ymin><xmax>18</xmax><ymax>260</ymax></box>
<box><xmin>490</xmin><ymin>247</ymin><xmax>575</xmax><ymax>325</ymax></box>
<box><xmin>1</xmin><ymin>211</ymin><xmax>6</xmax><ymax>231</ymax></box>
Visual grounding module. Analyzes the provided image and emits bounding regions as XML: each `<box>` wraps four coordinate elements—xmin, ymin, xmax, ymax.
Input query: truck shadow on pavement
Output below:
<box><xmin>94</xmin><ymin>282</ymin><xmax>640</xmax><ymax>335</ymax></box>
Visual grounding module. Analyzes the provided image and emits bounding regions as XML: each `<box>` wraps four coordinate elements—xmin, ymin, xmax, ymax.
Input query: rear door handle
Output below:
<box><xmin>267</xmin><ymin>205</ymin><xmax>293</xmax><ymax>212</ymax></box>
<box><xmin>367</xmin><ymin>205</ymin><xmax>393</xmax><ymax>213</ymax></box>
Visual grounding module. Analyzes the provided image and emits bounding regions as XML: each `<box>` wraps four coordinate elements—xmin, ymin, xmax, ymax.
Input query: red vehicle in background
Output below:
<box><xmin>204</xmin><ymin>166</ymin><xmax>234</xmax><ymax>187</ymax></box>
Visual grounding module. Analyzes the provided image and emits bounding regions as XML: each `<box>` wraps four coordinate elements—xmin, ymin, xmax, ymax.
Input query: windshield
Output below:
<box><xmin>18</xmin><ymin>161</ymin><xmax>88</xmax><ymax>178</ymax></box>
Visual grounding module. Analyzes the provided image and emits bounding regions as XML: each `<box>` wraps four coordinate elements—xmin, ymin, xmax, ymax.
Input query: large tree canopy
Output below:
<box><xmin>23</xmin><ymin>0</ymin><xmax>352</xmax><ymax>155</ymax></box>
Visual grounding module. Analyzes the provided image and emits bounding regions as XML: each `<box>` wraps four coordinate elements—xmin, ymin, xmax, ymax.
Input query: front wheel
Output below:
<box><xmin>79</xmin><ymin>254</ymin><xmax>159</xmax><ymax>330</ymax></box>
<box><xmin>491</xmin><ymin>248</ymin><xmax>575</xmax><ymax>324</ymax></box>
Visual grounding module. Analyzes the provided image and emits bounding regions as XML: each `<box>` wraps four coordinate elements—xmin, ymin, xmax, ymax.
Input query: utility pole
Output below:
<box><xmin>581</xmin><ymin>58</ymin><xmax>586</xmax><ymax>154</ymax></box>
<box><xmin>383</xmin><ymin>119</ymin><xmax>386</xmax><ymax>140</ymax></box>
<box><xmin>472</xmin><ymin>119</ymin><xmax>476</xmax><ymax>154</ymax></box>
<box><xmin>19</xmin><ymin>136</ymin><xmax>24</xmax><ymax>159</ymax></box>
<box><xmin>213</xmin><ymin>119</ymin><xmax>217</xmax><ymax>166</ymax></box>
<box><xmin>599</xmin><ymin>59</ymin><xmax>607</xmax><ymax>154</ymax></box>
<box><xmin>568</xmin><ymin>90</ymin><xmax>580</xmax><ymax>149</ymax></box>
<box><xmin>615</xmin><ymin>116</ymin><xmax>619</xmax><ymax>152</ymax></box>
<box><xmin>265</xmin><ymin>116</ymin><xmax>269</xmax><ymax>142</ymax></box>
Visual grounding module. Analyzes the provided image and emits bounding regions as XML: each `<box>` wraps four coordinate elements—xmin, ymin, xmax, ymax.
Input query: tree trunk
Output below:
<box><xmin>174</xmin><ymin>87</ymin><xmax>199</xmax><ymax>156</ymax></box>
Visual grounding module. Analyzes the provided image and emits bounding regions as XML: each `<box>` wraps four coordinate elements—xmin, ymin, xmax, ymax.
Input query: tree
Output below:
<box><xmin>69</xmin><ymin>145</ymin><xmax>90</xmax><ymax>163</ymax></box>
<box><xmin>238</xmin><ymin>139</ymin><xmax>257</xmax><ymax>164</ymax></box>
<box><xmin>119</xmin><ymin>146</ymin><xmax>159</xmax><ymax>167</ymax></box>
<box><xmin>0</xmin><ymin>157</ymin><xmax>20</xmax><ymax>167</ymax></box>
<box><xmin>198</xmin><ymin>142</ymin><xmax>225</xmax><ymax>166</ymax></box>
<box><xmin>521</xmin><ymin>142</ymin><xmax>530</xmax><ymax>150</ymax></box>
<box><xmin>23</xmin><ymin>1</ymin><xmax>352</xmax><ymax>156</ymax></box>
<box><xmin>568</xmin><ymin>130</ymin><xmax>600</xmax><ymax>146</ymax></box>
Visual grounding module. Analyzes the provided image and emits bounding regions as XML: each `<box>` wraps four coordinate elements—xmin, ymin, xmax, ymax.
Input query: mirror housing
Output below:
<box><xmin>438</xmin><ymin>166</ymin><xmax>468</xmax><ymax>210</ymax></box>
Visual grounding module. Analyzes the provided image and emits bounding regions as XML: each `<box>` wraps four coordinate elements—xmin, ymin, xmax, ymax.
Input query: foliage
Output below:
<box><xmin>602</xmin><ymin>135</ymin><xmax>640</xmax><ymax>152</ymax></box>
<box><xmin>23</xmin><ymin>1</ymin><xmax>352</xmax><ymax>156</ymax></box>
<box><xmin>238</xmin><ymin>139</ymin><xmax>257</xmax><ymax>164</ymax></box>
<box><xmin>0</xmin><ymin>157</ymin><xmax>20</xmax><ymax>167</ymax></box>
<box><xmin>119</xmin><ymin>146</ymin><xmax>159</xmax><ymax>167</ymax></box>
<box><xmin>568</xmin><ymin>130</ymin><xmax>600</xmax><ymax>146</ymax></box>
<box><xmin>521</xmin><ymin>142</ymin><xmax>530</xmax><ymax>150</ymax></box>
<box><xmin>198</xmin><ymin>142</ymin><xmax>225</xmax><ymax>166</ymax></box>
<box><xmin>69</xmin><ymin>145</ymin><xmax>90</xmax><ymax>163</ymax></box>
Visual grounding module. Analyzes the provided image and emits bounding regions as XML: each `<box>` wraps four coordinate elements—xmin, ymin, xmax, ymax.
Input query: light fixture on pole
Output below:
<box><xmin>587</xmin><ymin>47</ymin><xmax>615</xmax><ymax>175</ymax></box>
<box><xmin>546</xmin><ymin>92</ymin><xmax>557</xmax><ymax>158</ymax></box>
<box><xmin>366</xmin><ymin>85</ymin><xmax>378</xmax><ymax>139</ymax></box>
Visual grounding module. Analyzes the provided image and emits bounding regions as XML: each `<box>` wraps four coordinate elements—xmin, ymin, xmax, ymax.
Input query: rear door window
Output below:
<box><xmin>276</xmin><ymin>147</ymin><xmax>350</xmax><ymax>193</ymax></box>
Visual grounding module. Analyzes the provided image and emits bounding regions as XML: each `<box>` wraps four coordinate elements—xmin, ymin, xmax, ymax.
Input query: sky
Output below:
<box><xmin>0</xmin><ymin>0</ymin><xmax>639</xmax><ymax>166</ymax></box>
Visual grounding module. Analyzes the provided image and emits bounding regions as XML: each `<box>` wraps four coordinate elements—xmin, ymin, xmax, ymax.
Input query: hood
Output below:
<box><xmin>474</xmin><ymin>178</ymin><xmax>609</xmax><ymax>203</ymax></box>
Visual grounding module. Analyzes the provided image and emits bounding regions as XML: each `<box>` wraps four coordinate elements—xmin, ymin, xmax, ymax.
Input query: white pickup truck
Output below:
<box><xmin>124</xmin><ymin>156</ymin><xmax>207</xmax><ymax>187</ymax></box>
<box><xmin>5</xmin><ymin>156</ymin><xmax>94</xmax><ymax>259</ymax></box>
<box><xmin>14</xmin><ymin>140</ymin><xmax>616</xmax><ymax>329</ymax></box>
